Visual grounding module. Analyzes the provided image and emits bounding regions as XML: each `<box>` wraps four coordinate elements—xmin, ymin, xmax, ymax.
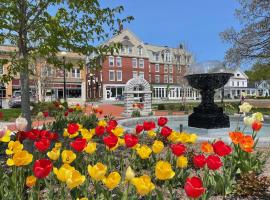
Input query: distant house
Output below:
<box><xmin>256</xmin><ymin>80</ymin><xmax>270</xmax><ymax>97</ymax></box>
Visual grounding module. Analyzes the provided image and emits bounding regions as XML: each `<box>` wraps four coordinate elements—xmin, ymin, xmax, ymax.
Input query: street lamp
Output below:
<box><xmin>61</xmin><ymin>51</ymin><xmax>67</xmax><ymax>101</ymax></box>
<box><xmin>89</xmin><ymin>73</ymin><xmax>94</xmax><ymax>99</ymax></box>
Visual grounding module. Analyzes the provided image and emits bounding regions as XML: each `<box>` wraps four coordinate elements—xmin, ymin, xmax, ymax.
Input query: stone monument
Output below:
<box><xmin>122</xmin><ymin>77</ymin><xmax>152</xmax><ymax>117</ymax></box>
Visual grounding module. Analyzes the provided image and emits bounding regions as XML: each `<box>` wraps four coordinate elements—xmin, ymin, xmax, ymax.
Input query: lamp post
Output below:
<box><xmin>61</xmin><ymin>51</ymin><xmax>67</xmax><ymax>101</ymax></box>
<box><xmin>89</xmin><ymin>73</ymin><xmax>93</xmax><ymax>99</ymax></box>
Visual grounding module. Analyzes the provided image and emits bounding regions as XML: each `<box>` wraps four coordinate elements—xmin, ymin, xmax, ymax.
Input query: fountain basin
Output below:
<box><xmin>118</xmin><ymin>115</ymin><xmax>270</xmax><ymax>146</ymax></box>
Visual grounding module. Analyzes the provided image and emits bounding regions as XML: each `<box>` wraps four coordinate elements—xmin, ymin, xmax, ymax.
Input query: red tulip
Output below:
<box><xmin>124</xmin><ymin>134</ymin><xmax>139</xmax><ymax>148</ymax></box>
<box><xmin>49</xmin><ymin>132</ymin><xmax>58</xmax><ymax>141</ymax></box>
<box><xmin>103</xmin><ymin>134</ymin><xmax>118</xmax><ymax>149</ymax></box>
<box><xmin>70</xmin><ymin>138</ymin><xmax>87</xmax><ymax>152</ymax></box>
<box><xmin>64</xmin><ymin>111</ymin><xmax>69</xmax><ymax>116</ymax></box>
<box><xmin>212</xmin><ymin>141</ymin><xmax>232</xmax><ymax>157</ymax></box>
<box><xmin>193</xmin><ymin>154</ymin><xmax>206</xmax><ymax>168</ymax></box>
<box><xmin>252</xmin><ymin>121</ymin><xmax>262</xmax><ymax>132</ymax></box>
<box><xmin>206</xmin><ymin>155</ymin><xmax>222</xmax><ymax>170</ymax></box>
<box><xmin>106</xmin><ymin>125</ymin><xmax>114</xmax><ymax>134</ymax></box>
<box><xmin>43</xmin><ymin>111</ymin><xmax>49</xmax><ymax>118</ymax></box>
<box><xmin>33</xmin><ymin>159</ymin><xmax>53</xmax><ymax>179</ymax></box>
<box><xmin>143</xmin><ymin>121</ymin><xmax>155</xmax><ymax>131</ymax></box>
<box><xmin>170</xmin><ymin>143</ymin><xmax>186</xmax><ymax>156</ymax></box>
<box><xmin>34</xmin><ymin>138</ymin><xmax>50</xmax><ymax>152</ymax></box>
<box><xmin>95</xmin><ymin>126</ymin><xmax>105</xmax><ymax>136</ymax></box>
<box><xmin>158</xmin><ymin>117</ymin><xmax>168</xmax><ymax>127</ymax></box>
<box><xmin>67</xmin><ymin>123</ymin><xmax>79</xmax><ymax>135</ymax></box>
<box><xmin>160</xmin><ymin>126</ymin><xmax>172</xmax><ymax>137</ymax></box>
<box><xmin>68</xmin><ymin>108</ymin><xmax>74</xmax><ymax>113</ymax></box>
<box><xmin>135</xmin><ymin>124</ymin><xmax>144</xmax><ymax>134</ymax></box>
<box><xmin>184</xmin><ymin>176</ymin><xmax>205</xmax><ymax>199</ymax></box>
<box><xmin>108</xmin><ymin>120</ymin><xmax>118</xmax><ymax>129</ymax></box>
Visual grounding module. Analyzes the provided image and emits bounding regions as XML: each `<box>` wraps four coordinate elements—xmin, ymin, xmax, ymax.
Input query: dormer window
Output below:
<box><xmin>138</xmin><ymin>46</ymin><xmax>143</xmax><ymax>55</ymax></box>
<box><xmin>164</xmin><ymin>51</ymin><xmax>171</xmax><ymax>62</ymax></box>
<box><xmin>237</xmin><ymin>74</ymin><xmax>240</xmax><ymax>77</ymax></box>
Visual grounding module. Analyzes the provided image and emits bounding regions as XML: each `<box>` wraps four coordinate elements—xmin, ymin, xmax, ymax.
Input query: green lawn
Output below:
<box><xmin>0</xmin><ymin>108</ymin><xmax>22</xmax><ymax>121</ymax></box>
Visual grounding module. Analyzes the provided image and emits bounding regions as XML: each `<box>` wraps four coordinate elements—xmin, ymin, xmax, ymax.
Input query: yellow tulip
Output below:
<box><xmin>66</xmin><ymin>170</ymin><xmax>86</xmax><ymax>189</ymax></box>
<box><xmin>131</xmin><ymin>175</ymin><xmax>155</xmax><ymax>196</ymax></box>
<box><xmin>111</xmin><ymin>126</ymin><xmax>124</xmax><ymax>137</ymax></box>
<box><xmin>53</xmin><ymin>164</ymin><xmax>75</xmax><ymax>182</ymax></box>
<box><xmin>98</xmin><ymin>120</ymin><xmax>107</xmax><ymax>127</ymax></box>
<box><xmin>167</xmin><ymin>131</ymin><xmax>181</xmax><ymax>143</ymax></box>
<box><xmin>102</xmin><ymin>171</ymin><xmax>121</xmax><ymax>190</ymax></box>
<box><xmin>0</xmin><ymin>130</ymin><xmax>12</xmax><ymax>142</ymax></box>
<box><xmin>76</xmin><ymin>198</ymin><xmax>88</xmax><ymax>200</ymax></box>
<box><xmin>125</xmin><ymin>166</ymin><xmax>135</xmax><ymax>181</ymax></box>
<box><xmin>26</xmin><ymin>175</ymin><xmax>36</xmax><ymax>187</ymax></box>
<box><xmin>152</xmin><ymin>140</ymin><xmax>164</xmax><ymax>154</ymax></box>
<box><xmin>147</xmin><ymin>130</ymin><xmax>156</xmax><ymax>138</ymax></box>
<box><xmin>5</xmin><ymin>141</ymin><xmax>23</xmax><ymax>155</ymax></box>
<box><xmin>7</xmin><ymin>150</ymin><xmax>33</xmax><ymax>166</ymax></box>
<box><xmin>155</xmin><ymin>161</ymin><xmax>175</xmax><ymax>180</ymax></box>
<box><xmin>88</xmin><ymin>162</ymin><xmax>107</xmax><ymax>181</ymax></box>
<box><xmin>176</xmin><ymin>155</ymin><xmax>188</xmax><ymax>168</ymax></box>
<box><xmin>136</xmin><ymin>145</ymin><xmax>152</xmax><ymax>159</ymax></box>
<box><xmin>84</xmin><ymin>142</ymin><xmax>97</xmax><ymax>154</ymax></box>
<box><xmin>178</xmin><ymin>132</ymin><xmax>190</xmax><ymax>143</ymax></box>
<box><xmin>81</xmin><ymin>129</ymin><xmax>94</xmax><ymax>141</ymax></box>
<box><xmin>252</xmin><ymin>112</ymin><xmax>264</xmax><ymax>122</ymax></box>
<box><xmin>55</xmin><ymin>142</ymin><xmax>62</xmax><ymax>149</ymax></box>
<box><xmin>118</xmin><ymin>138</ymin><xmax>125</xmax><ymax>146</ymax></box>
<box><xmin>61</xmin><ymin>150</ymin><xmax>76</xmax><ymax>164</ymax></box>
<box><xmin>47</xmin><ymin>148</ymin><xmax>60</xmax><ymax>161</ymax></box>
<box><xmin>186</xmin><ymin>133</ymin><xmax>198</xmax><ymax>144</ymax></box>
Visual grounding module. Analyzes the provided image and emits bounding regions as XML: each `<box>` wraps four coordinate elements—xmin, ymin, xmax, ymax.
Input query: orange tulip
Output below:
<box><xmin>239</xmin><ymin>135</ymin><xmax>254</xmax><ymax>152</ymax></box>
<box><xmin>229</xmin><ymin>132</ymin><xmax>244</xmax><ymax>144</ymax></box>
<box><xmin>201</xmin><ymin>142</ymin><xmax>213</xmax><ymax>154</ymax></box>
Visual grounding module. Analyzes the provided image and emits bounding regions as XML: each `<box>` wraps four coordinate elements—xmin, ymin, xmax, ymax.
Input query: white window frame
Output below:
<box><xmin>155</xmin><ymin>75</ymin><xmax>160</xmax><ymax>83</ymax></box>
<box><xmin>164</xmin><ymin>75</ymin><xmax>168</xmax><ymax>83</ymax></box>
<box><xmin>139</xmin><ymin>72</ymin><xmax>144</xmax><ymax>79</ymax></box>
<box><xmin>132</xmin><ymin>71</ymin><xmax>138</xmax><ymax>78</ymax></box>
<box><xmin>116</xmin><ymin>56</ymin><xmax>122</xmax><ymax>67</ymax></box>
<box><xmin>155</xmin><ymin>64</ymin><xmax>160</xmax><ymax>72</ymax></box>
<box><xmin>132</xmin><ymin>58</ymin><xmax>137</xmax><ymax>68</ymax></box>
<box><xmin>109</xmin><ymin>70</ymin><xmax>115</xmax><ymax>81</ymax></box>
<box><xmin>139</xmin><ymin>59</ymin><xmax>144</xmax><ymax>68</ymax></box>
<box><xmin>164</xmin><ymin>65</ymin><xmax>168</xmax><ymax>73</ymax></box>
<box><xmin>128</xmin><ymin>47</ymin><xmax>132</xmax><ymax>54</ymax></box>
<box><xmin>109</xmin><ymin>56</ymin><xmax>114</xmax><ymax>67</ymax></box>
<box><xmin>169</xmin><ymin>65</ymin><xmax>173</xmax><ymax>73</ymax></box>
<box><xmin>169</xmin><ymin>75</ymin><xmax>173</xmax><ymax>83</ymax></box>
<box><xmin>116</xmin><ymin>70</ymin><xmax>122</xmax><ymax>81</ymax></box>
<box><xmin>138</xmin><ymin>47</ymin><xmax>143</xmax><ymax>55</ymax></box>
<box><xmin>71</xmin><ymin>68</ymin><xmax>80</xmax><ymax>78</ymax></box>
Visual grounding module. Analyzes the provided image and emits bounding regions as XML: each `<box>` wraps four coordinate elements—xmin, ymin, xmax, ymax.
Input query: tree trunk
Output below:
<box><xmin>18</xmin><ymin>0</ymin><xmax>32</xmax><ymax>130</ymax></box>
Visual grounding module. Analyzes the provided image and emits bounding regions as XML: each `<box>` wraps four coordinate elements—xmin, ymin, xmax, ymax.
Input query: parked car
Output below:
<box><xmin>8</xmin><ymin>91</ymin><xmax>35</xmax><ymax>108</ymax></box>
<box><xmin>116</xmin><ymin>95</ymin><xmax>124</xmax><ymax>101</ymax></box>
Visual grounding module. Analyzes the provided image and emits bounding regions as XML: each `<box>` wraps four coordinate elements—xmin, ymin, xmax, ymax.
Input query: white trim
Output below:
<box><xmin>109</xmin><ymin>70</ymin><xmax>115</xmax><ymax>81</ymax></box>
<box><xmin>116</xmin><ymin>70</ymin><xmax>122</xmax><ymax>81</ymax></box>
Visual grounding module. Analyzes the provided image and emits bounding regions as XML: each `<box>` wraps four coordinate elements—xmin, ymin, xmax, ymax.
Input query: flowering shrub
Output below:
<box><xmin>0</xmin><ymin>103</ymin><xmax>266</xmax><ymax>199</ymax></box>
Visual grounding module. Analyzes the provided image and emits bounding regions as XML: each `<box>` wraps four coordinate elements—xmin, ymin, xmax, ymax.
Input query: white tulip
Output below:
<box><xmin>243</xmin><ymin>116</ymin><xmax>255</xmax><ymax>126</ymax></box>
<box><xmin>239</xmin><ymin>102</ymin><xmax>252</xmax><ymax>113</ymax></box>
<box><xmin>15</xmin><ymin>116</ymin><xmax>28</xmax><ymax>131</ymax></box>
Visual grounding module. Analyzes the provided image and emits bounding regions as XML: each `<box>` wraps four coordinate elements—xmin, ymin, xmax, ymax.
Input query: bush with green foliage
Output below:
<box><xmin>131</xmin><ymin>110</ymin><xmax>141</xmax><ymax>117</ymax></box>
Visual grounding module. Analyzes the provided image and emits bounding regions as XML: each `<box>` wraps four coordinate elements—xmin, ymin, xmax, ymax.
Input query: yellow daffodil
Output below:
<box><xmin>155</xmin><ymin>160</ymin><xmax>175</xmax><ymax>180</ymax></box>
<box><xmin>186</xmin><ymin>133</ymin><xmax>198</xmax><ymax>144</ymax></box>
<box><xmin>98</xmin><ymin>120</ymin><xmax>107</xmax><ymax>127</ymax></box>
<box><xmin>66</xmin><ymin>170</ymin><xmax>86</xmax><ymax>189</ymax></box>
<box><xmin>111</xmin><ymin>126</ymin><xmax>124</xmax><ymax>137</ymax></box>
<box><xmin>152</xmin><ymin>140</ymin><xmax>164</xmax><ymax>154</ymax></box>
<box><xmin>7</xmin><ymin>150</ymin><xmax>33</xmax><ymax>166</ymax></box>
<box><xmin>47</xmin><ymin>148</ymin><xmax>60</xmax><ymax>161</ymax></box>
<box><xmin>131</xmin><ymin>175</ymin><xmax>155</xmax><ymax>196</ymax></box>
<box><xmin>55</xmin><ymin>142</ymin><xmax>62</xmax><ymax>149</ymax></box>
<box><xmin>125</xmin><ymin>166</ymin><xmax>135</xmax><ymax>181</ymax></box>
<box><xmin>0</xmin><ymin>129</ymin><xmax>12</xmax><ymax>142</ymax></box>
<box><xmin>136</xmin><ymin>145</ymin><xmax>152</xmax><ymax>159</ymax></box>
<box><xmin>61</xmin><ymin>150</ymin><xmax>76</xmax><ymax>164</ymax></box>
<box><xmin>84</xmin><ymin>142</ymin><xmax>96</xmax><ymax>154</ymax></box>
<box><xmin>102</xmin><ymin>171</ymin><xmax>121</xmax><ymax>190</ymax></box>
<box><xmin>147</xmin><ymin>130</ymin><xmax>156</xmax><ymax>138</ymax></box>
<box><xmin>26</xmin><ymin>175</ymin><xmax>36</xmax><ymax>187</ymax></box>
<box><xmin>81</xmin><ymin>129</ymin><xmax>94</xmax><ymax>141</ymax></box>
<box><xmin>53</xmin><ymin>164</ymin><xmax>75</xmax><ymax>182</ymax></box>
<box><xmin>5</xmin><ymin>141</ymin><xmax>23</xmax><ymax>155</ymax></box>
<box><xmin>88</xmin><ymin>162</ymin><xmax>107</xmax><ymax>181</ymax></box>
<box><xmin>176</xmin><ymin>155</ymin><xmax>188</xmax><ymax>168</ymax></box>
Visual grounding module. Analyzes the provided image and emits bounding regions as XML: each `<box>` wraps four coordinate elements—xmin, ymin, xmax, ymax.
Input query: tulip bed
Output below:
<box><xmin>0</xmin><ymin>102</ymin><xmax>268</xmax><ymax>200</ymax></box>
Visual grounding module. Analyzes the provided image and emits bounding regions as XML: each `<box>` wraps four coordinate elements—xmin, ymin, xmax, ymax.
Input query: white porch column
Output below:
<box><xmin>81</xmin><ymin>82</ymin><xmax>86</xmax><ymax>101</ymax></box>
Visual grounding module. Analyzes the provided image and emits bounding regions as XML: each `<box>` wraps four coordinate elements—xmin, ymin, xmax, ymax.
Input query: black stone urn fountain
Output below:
<box><xmin>184</xmin><ymin>61</ymin><xmax>233</xmax><ymax>129</ymax></box>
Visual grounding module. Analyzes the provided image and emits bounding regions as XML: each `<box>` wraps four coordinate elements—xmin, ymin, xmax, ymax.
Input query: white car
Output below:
<box><xmin>8</xmin><ymin>91</ymin><xmax>35</xmax><ymax>108</ymax></box>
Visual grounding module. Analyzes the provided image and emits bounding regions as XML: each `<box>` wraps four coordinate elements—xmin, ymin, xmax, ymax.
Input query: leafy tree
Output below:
<box><xmin>245</xmin><ymin>62</ymin><xmax>270</xmax><ymax>81</ymax></box>
<box><xmin>0</xmin><ymin>0</ymin><xmax>133</xmax><ymax>129</ymax></box>
<box><xmin>220</xmin><ymin>0</ymin><xmax>270</xmax><ymax>65</ymax></box>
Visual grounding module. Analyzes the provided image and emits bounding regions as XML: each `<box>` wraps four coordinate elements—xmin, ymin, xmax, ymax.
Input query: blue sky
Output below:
<box><xmin>101</xmin><ymin>0</ymin><xmax>249</xmax><ymax>69</ymax></box>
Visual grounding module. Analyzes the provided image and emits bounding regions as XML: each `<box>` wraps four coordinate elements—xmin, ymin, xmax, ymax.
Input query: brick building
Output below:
<box><xmin>87</xmin><ymin>29</ymin><xmax>200</xmax><ymax>100</ymax></box>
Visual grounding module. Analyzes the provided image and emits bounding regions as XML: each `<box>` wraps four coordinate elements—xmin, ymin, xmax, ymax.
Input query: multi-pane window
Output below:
<box><xmin>165</xmin><ymin>52</ymin><xmax>171</xmax><ymax>62</ymax></box>
<box><xmin>155</xmin><ymin>53</ymin><xmax>159</xmax><ymax>61</ymax></box>
<box><xmin>139</xmin><ymin>72</ymin><xmax>144</xmax><ymax>79</ymax></box>
<box><xmin>169</xmin><ymin>65</ymin><xmax>173</xmax><ymax>73</ymax></box>
<box><xmin>155</xmin><ymin>75</ymin><xmax>160</xmax><ymax>83</ymax></box>
<box><xmin>164</xmin><ymin>65</ymin><xmax>168</xmax><ymax>73</ymax></box>
<box><xmin>109</xmin><ymin>70</ymin><xmax>115</xmax><ymax>81</ymax></box>
<box><xmin>128</xmin><ymin>47</ymin><xmax>132</xmax><ymax>54</ymax></box>
<box><xmin>116</xmin><ymin>70</ymin><xmax>122</xmax><ymax>81</ymax></box>
<box><xmin>109</xmin><ymin>56</ymin><xmax>114</xmax><ymax>67</ymax></box>
<box><xmin>116</xmin><ymin>57</ymin><xmax>122</xmax><ymax>67</ymax></box>
<box><xmin>139</xmin><ymin>59</ymin><xmax>144</xmax><ymax>68</ymax></box>
<box><xmin>72</xmin><ymin>68</ymin><xmax>80</xmax><ymax>78</ymax></box>
<box><xmin>155</xmin><ymin>64</ymin><xmax>160</xmax><ymax>72</ymax></box>
<box><xmin>164</xmin><ymin>75</ymin><xmax>168</xmax><ymax>83</ymax></box>
<box><xmin>132</xmin><ymin>58</ymin><xmax>137</xmax><ymax>68</ymax></box>
<box><xmin>237</xmin><ymin>81</ymin><xmax>239</xmax><ymax>86</ymax></box>
<box><xmin>169</xmin><ymin>75</ymin><xmax>173</xmax><ymax>83</ymax></box>
<box><xmin>132</xmin><ymin>71</ymin><xmax>138</xmax><ymax>78</ymax></box>
<box><xmin>138</xmin><ymin>47</ymin><xmax>143</xmax><ymax>55</ymax></box>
